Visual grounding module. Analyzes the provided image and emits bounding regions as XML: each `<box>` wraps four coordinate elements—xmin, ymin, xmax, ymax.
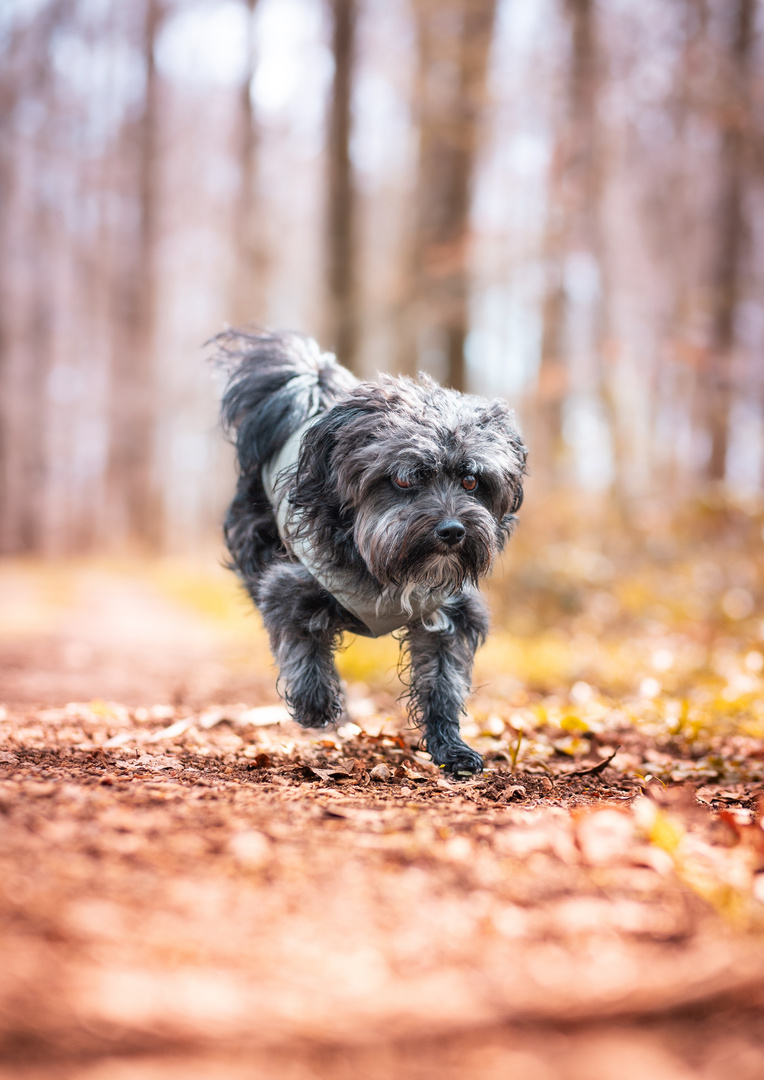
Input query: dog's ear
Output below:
<box><xmin>292</xmin><ymin>407</ymin><xmax>346</xmax><ymax>510</ymax></box>
<box><xmin>289</xmin><ymin>396</ymin><xmax>385</xmax><ymax>562</ymax></box>
<box><xmin>477</xmin><ymin>399</ymin><xmax>527</xmax><ymax>473</ymax></box>
<box><xmin>294</xmin><ymin>397</ymin><xmax>383</xmax><ymax>501</ymax></box>
<box><xmin>476</xmin><ymin>399</ymin><xmax>527</xmax><ymax>524</ymax></box>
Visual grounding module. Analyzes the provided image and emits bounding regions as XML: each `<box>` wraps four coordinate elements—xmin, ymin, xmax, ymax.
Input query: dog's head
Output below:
<box><xmin>289</xmin><ymin>375</ymin><xmax>526</xmax><ymax>592</ymax></box>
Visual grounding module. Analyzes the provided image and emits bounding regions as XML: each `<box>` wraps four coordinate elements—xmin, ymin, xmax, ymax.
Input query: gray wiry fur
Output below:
<box><xmin>215</xmin><ymin>329</ymin><xmax>526</xmax><ymax>774</ymax></box>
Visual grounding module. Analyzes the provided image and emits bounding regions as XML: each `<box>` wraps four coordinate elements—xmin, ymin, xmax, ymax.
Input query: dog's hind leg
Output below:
<box><xmin>256</xmin><ymin>562</ymin><xmax>345</xmax><ymax>729</ymax></box>
<box><xmin>404</xmin><ymin>590</ymin><xmax>489</xmax><ymax>775</ymax></box>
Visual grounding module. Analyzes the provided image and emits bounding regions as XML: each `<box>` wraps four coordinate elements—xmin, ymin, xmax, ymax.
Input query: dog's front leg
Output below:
<box><xmin>257</xmin><ymin>563</ymin><xmax>344</xmax><ymax>728</ymax></box>
<box><xmin>404</xmin><ymin>590</ymin><xmax>489</xmax><ymax>775</ymax></box>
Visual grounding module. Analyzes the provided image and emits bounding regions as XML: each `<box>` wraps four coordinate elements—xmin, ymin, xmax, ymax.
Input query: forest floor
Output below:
<box><xmin>2</xmin><ymin>501</ymin><xmax>764</xmax><ymax>1079</ymax></box>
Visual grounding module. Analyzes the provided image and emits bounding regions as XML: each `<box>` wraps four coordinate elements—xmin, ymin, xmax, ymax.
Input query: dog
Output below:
<box><xmin>215</xmin><ymin>329</ymin><xmax>526</xmax><ymax>774</ymax></box>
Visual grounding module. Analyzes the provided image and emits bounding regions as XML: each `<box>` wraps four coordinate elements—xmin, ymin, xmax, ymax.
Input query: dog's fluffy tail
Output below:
<box><xmin>213</xmin><ymin>329</ymin><xmax>356</xmax><ymax>587</ymax></box>
<box><xmin>215</xmin><ymin>329</ymin><xmax>357</xmax><ymax>475</ymax></box>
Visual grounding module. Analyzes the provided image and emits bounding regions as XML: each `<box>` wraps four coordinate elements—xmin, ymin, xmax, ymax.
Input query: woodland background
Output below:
<box><xmin>1</xmin><ymin>0</ymin><xmax>763</xmax><ymax>556</ymax></box>
<box><xmin>4</xmin><ymin>5</ymin><xmax>764</xmax><ymax>1078</ymax></box>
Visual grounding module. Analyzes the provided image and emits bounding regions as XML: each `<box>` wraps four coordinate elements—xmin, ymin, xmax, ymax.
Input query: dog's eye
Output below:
<box><xmin>393</xmin><ymin>476</ymin><xmax>412</xmax><ymax>489</ymax></box>
<box><xmin>462</xmin><ymin>475</ymin><xmax>478</xmax><ymax>492</ymax></box>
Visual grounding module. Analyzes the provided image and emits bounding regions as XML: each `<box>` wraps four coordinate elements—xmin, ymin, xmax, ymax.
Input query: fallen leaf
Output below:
<box><xmin>305</xmin><ymin>763</ymin><xmax>355</xmax><ymax>782</ymax></box>
<box><xmin>237</xmin><ymin>705</ymin><xmax>291</xmax><ymax>728</ymax></box>
<box><xmin>145</xmin><ymin>719</ymin><xmax>193</xmax><ymax>742</ymax></box>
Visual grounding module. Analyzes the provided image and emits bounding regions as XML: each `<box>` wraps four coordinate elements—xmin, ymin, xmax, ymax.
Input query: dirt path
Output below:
<box><xmin>0</xmin><ymin>562</ymin><xmax>274</xmax><ymax>708</ymax></box>
<box><xmin>2</xmin><ymin>562</ymin><xmax>764</xmax><ymax>1079</ymax></box>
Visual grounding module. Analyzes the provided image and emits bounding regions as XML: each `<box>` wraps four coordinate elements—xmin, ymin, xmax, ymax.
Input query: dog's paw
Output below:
<box><xmin>292</xmin><ymin>702</ymin><xmax>342</xmax><ymax>729</ymax></box>
<box><xmin>289</xmin><ymin>694</ymin><xmax>343</xmax><ymax>730</ymax></box>
<box><xmin>443</xmin><ymin>748</ymin><xmax>484</xmax><ymax>777</ymax></box>
<box><xmin>432</xmin><ymin>743</ymin><xmax>484</xmax><ymax>777</ymax></box>
<box><xmin>296</xmin><ymin>715</ymin><xmax>331</xmax><ymax>729</ymax></box>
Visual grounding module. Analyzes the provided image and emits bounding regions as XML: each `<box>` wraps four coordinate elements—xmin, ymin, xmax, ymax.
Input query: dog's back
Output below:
<box><xmin>215</xmin><ymin>330</ymin><xmax>357</xmax><ymax>588</ymax></box>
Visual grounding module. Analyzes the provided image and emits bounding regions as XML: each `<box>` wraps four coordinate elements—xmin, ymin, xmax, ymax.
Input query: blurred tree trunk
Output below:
<box><xmin>536</xmin><ymin>166</ymin><xmax>569</xmax><ymax>487</ymax></box>
<box><xmin>326</xmin><ymin>0</ymin><xmax>358</xmax><ymax>370</ymax></box>
<box><xmin>0</xmin><ymin>55</ymin><xmax>15</xmax><ymax>551</ymax></box>
<box><xmin>18</xmin><ymin>171</ymin><xmax>54</xmax><ymax>551</ymax></box>
<box><xmin>399</xmin><ymin>0</ymin><xmax>497</xmax><ymax>391</ymax></box>
<box><xmin>231</xmin><ymin>0</ymin><xmax>265</xmax><ymax>326</ymax></box>
<box><xmin>536</xmin><ymin>0</ymin><xmax>605</xmax><ymax>488</ymax></box>
<box><xmin>705</xmin><ymin>0</ymin><xmax>755</xmax><ymax>484</ymax></box>
<box><xmin>106</xmin><ymin>0</ymin><xmax>163</xmax><ymax>550</ymax></box>
<box><xmin>0</xmin><ymin>6</ymin><xmax>66</xmax><ymax>553</ymax></box>
<box><xmin>535</xmin><ymin>0</ymin><xmax>625</xmax><ymax>502</ymax></box>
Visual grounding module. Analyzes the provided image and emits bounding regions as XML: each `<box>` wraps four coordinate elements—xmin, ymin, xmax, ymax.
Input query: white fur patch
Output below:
<box><xmin>421</xmin><ymin>607</ymin><xmax>454</xmax><ymax>634</ymax></box>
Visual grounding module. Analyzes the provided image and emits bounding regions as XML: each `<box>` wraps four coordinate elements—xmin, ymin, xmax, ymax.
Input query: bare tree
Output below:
<box><xmin>0</xmin><ymin>28</ymin><xmax>18</xmax><ymax>551</ymax></box>
<box><xmin>231</xmin><ymin>0</ymin><xmax>265</xmax><ymax>326</ymax></box>
<box><xmin>325</xmin><ymin>0</ymin><xmax>359</xmax><ymax>370</ymax></box>
<box><xmin>0</xmin><ymin>2</ymin><xmax>71</xmax><ymax>553</ymax></box>
<box><xmin>536</xmin><ymin>0</ymin><xmax>609</xmax><ymax>489</ymax></box>
<box><xmin>536</xmin><ymin>157</ymin><xmax>569</xmax><ymax>488</ymax></box>
<box><xmin>18</xmin><ymin>152</ymin><xmax>54</xmax><ymax>551</ymax></box>
<box><xmin>705</xmin><ymin>0</ymin><xmax>756</xmax><ymax>484</ymax></box>
<box><xmin>106</xmin><ymin>0</ymin><xmax>164</xmax><ymax>549</ymax></box>
<box><xmin>399</xmin><ymin>0</ymin><xmax>497</xmax><ymax>391</ymax></box>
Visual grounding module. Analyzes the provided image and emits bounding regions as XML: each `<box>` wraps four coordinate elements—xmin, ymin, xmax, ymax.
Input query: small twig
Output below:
<box><xmin>509</xmin><ymin>727</ymin><xmax>523</xmax><ymax>771</ymax></box>
<box><xmin>561</xmin><ymin>746</ymin><xmax>620</xmax><ymax>779</ymax></box>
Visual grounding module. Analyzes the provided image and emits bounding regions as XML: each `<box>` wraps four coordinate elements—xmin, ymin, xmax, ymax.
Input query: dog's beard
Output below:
<box><xmin>353</xmin><ymin>499</ymin><xmax>497</xmax><ymax>592</ymax></box>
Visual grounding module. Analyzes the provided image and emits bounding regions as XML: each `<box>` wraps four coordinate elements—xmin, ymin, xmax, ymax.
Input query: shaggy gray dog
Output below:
<box><xmin>216</xmin><ymin>329</ymin><xmax>526</xmax><ymax>775</ymax></box>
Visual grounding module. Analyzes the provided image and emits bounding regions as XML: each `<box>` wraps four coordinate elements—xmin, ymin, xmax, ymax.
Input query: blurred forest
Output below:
<box><xmin>1</xmin><ymin>0</ymin><xmax>763</xmax><ymax>556</ymax></box>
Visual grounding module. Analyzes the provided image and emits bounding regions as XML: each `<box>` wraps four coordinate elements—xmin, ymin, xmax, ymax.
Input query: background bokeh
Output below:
<box><xmin>3</xmin><ymin>10</ymin><xmax>764</xmax><ymax>1073</ymax></box>
<box><xmin>2</xmin><ymin>0</ymin><xmax>763</xmax><ymax>557</ymax></box>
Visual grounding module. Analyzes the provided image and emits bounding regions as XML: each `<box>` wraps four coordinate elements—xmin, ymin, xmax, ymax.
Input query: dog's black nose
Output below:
<box><xmin>435</xmin><ymin>519</ymin><xmax>466</xmax><ymax>546</ymax></box>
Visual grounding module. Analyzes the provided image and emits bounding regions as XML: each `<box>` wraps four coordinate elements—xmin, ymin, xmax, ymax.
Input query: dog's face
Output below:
<box><xmin>291</xmin><ymin>375</ymin><xmax>526</xmax><ymax>591</ymax></box>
